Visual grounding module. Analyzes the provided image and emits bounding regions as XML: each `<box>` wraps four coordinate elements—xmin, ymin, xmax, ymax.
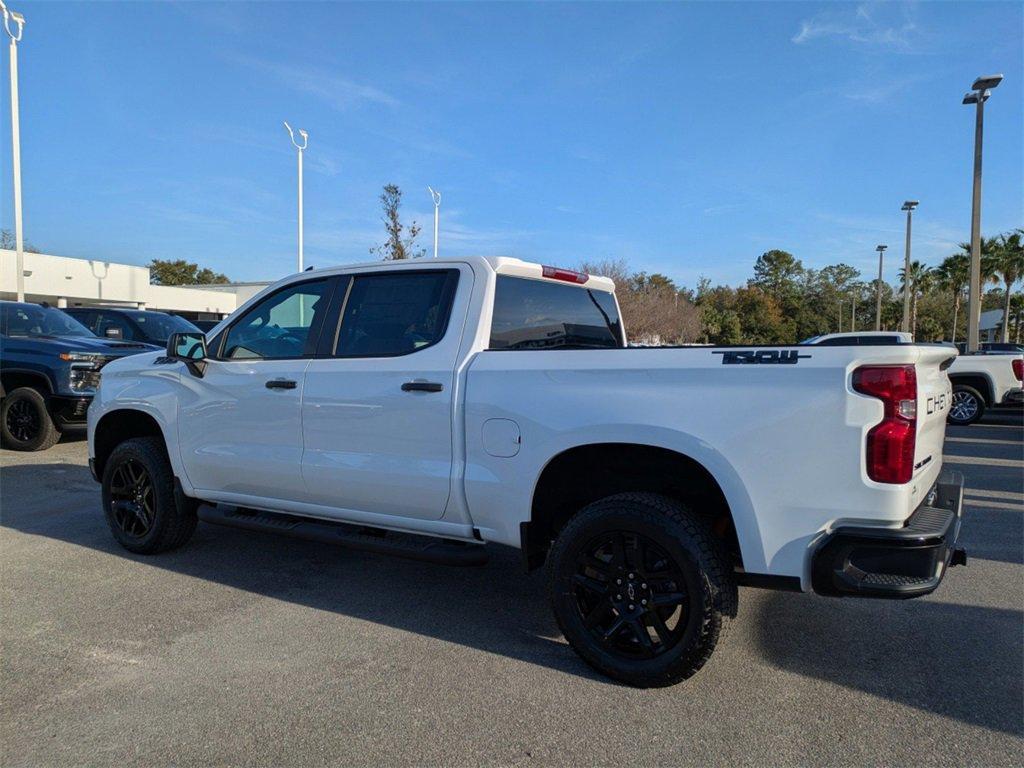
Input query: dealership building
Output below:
<box><xmin>1</xmin><ymin>248</ymin><xmax>270</xmax><ymax>322</ymax></box>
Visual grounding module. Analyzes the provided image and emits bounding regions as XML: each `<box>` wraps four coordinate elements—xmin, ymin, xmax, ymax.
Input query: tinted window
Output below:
<box><xmin>96</xmin><ymin>313</ymin><xmax>133</xmax><ymax>340</ymax></box>
<box><xmin>66</xmin><ymin>309</ymin><xmax>99</xmax><ymax>333</ymax></box>
<box><xmin>222</xmin><ymin>280</ymin><xmax>330</xmax><ymax>360</ymax></box>
<box><xmin>489</xmin><ymin>276</ymin><xmax>623</xmax><ymax>350</ymax></box>
<box><xmin>1</xmin><ymin>304</ymin><xmax>95</xmax><ymax>338</ymax></box>
<box><xmin>334</xmin><ymin>271</ymin><xmax>458</xmax><ymax>357</ymax></box>
<box><xmin>126</xmin><ymin>312</ymin><xmax>200</xmax><ymax>344</ymax></box>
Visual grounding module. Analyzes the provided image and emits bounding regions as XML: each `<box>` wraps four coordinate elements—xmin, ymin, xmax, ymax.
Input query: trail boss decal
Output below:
<box><xmin>712</xmin><ymin>349</ymin><xmax>811</xmax><ymax>365</ymax></box>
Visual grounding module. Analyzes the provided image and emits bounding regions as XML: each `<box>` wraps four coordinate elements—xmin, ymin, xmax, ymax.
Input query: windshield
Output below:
<box><xmin>129</xmin><ymin>312</ymin><xmax>200</xmax><ymax>343</ymax></box>
<box><xmin>1</xmin><ymin>304</ymin><xmax>96</xmax><ymax>338</ymax></box>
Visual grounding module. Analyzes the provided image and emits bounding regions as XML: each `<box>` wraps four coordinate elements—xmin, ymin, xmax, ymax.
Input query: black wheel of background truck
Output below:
<box><xmin>101</xmin><ymin>436</ymin><xmax>197</xmax><ymax>554</ymax></box>
<box><xmin>0</xmin><ymin>387</ymin><xmax>61</xmax><ymax>452</ymax></box>
<box><xmin>948</xmin><ymin>385</ymin><xmax>985</xmax><ymax>426</ymax></box>
<box><xmin>548</xmin><ymin>492</ymin><xmax>737</xmax><ymax>688</ymax></box>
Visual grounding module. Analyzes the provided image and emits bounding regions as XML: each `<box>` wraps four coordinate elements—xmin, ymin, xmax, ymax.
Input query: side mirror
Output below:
<box><xmin>104</xmin><ymin>327</ymin><xmax>123</xmax><ymax>339</ymax></box>
<box><xmin>167</xmin><ymin>332</ymin><xmax>208</xmax><ymax>377</ymax></box>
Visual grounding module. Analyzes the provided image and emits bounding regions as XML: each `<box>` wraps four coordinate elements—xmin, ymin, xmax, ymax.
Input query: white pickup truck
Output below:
<box><xmin>88</xmin><ymin>256</ymin><xmax>966</xmax><ymax>687</ymax></box>
<box><xmin>805</xmin><ymin>331</ymin><xmax>1024</xmax><ymax>425</ymax></box>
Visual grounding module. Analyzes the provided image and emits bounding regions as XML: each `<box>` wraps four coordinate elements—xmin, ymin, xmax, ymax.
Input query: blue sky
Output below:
<box><xmin>1</xmin><ymin>1</ymin><xmax>1021</xmax><ymax>287</ymax></box>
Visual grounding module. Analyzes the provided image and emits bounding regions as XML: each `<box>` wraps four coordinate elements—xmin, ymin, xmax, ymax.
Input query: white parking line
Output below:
<box><xmin>943</xmin><ymin>455</ymin><xmax>1024</xmax><ymax>468</ymax></box>
<box><xmin>965</xmin><ymin>488</ymin><xmax>1024</xmax><ymax>501</ymax></box>
<box><xmin>946</xmin><ymin>436</ymin><xmax>1022</xmax><ymax>446</ymax></box>
<box><xmin>965</xmin><ymin>499</ymin><xmax>1024</xmax><ymax>511</ymax></box>
<box><xmin>949</xmin><ymin>423</ymin><xmax>1024</xmax><ymax>429</ymax></box>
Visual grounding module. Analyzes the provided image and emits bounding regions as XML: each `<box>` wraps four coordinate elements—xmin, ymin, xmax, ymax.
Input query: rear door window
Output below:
<box><xmin>333</xmin><ymin>270</ymin><xmax>458</xmax><ymax>357</ymax></box>
<box><xmin>489</xmin><ymin>275</ymin><xmax>623</xmax><ymax>350</ymax></box>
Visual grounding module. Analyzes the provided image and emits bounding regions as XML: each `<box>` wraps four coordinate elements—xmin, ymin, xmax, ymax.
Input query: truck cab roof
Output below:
<box><xmin>293</xmin><ymin>256</ymin><xmax>618</xmax><ymax>294</ymax></box>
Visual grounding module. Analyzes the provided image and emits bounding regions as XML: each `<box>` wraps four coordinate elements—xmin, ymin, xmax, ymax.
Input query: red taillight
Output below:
<box><xmin>1013</xmin><ymin>358</ymin><xmax>1023</xmax><ymax>381</ymax></box>
<box><xmin>542</xmin><ymin>265</ymin><xmax>589</xmax><ymax>284</ymax></box>
<box><xmin>853</xmin><ymin>365</ymin><xmax>917</xmax><ymax>484</ymax></box>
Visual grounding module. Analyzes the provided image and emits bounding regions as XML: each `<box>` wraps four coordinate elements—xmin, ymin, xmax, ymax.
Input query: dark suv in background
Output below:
<box><xmin>0</xmin><ymin>302</ymin><xmax>157</xmax><ymax>451</ymax></box>
<box><xmin>64</xmin><ymin>307</ymin><xmax>202</xmax><ymax>346</ymax></box>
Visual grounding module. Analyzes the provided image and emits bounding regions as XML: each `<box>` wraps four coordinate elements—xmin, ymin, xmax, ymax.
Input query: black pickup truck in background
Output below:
<box><xmin>64</xmin><ymin>307</ymin><xmax>202</xmax><ymax>346</ymax></box>
<box><xmin>0</xmin><ymin>301</ymin><xmax>157</xmax><ymax>451</ymax></box>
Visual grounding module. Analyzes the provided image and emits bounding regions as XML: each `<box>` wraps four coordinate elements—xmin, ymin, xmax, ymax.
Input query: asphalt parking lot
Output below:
<box><xmin>2</xmin><ymin>415</ymin><xmax>1022</xmax><ymax>767</ymax></box>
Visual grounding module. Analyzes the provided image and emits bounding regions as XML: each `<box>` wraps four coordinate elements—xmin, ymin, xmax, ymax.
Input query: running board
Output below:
<box><xmin>197</xmin><ymin>505</ymin><xmax>489</xmax><ymax>567</ymax></box>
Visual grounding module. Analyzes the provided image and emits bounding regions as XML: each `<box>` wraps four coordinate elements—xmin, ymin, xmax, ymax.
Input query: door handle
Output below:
<box><xmin>266</xmin><ymin>379</ymin><xmax>297</xmax><ymax>390</ymax></box>
<box><xmin>401</xmin><ymin>381</ymin><xmax>443</xmax><ymax>393</ymax></box>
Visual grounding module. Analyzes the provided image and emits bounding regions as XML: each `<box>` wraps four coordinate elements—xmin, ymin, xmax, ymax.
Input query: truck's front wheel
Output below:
<box><xmin>548</xmin><ymin>493</ymin><xmax>736</xmax><ymax>687</ymax></box>
<box><xmin>1</xmin><ymin>387</ymin><xmax>61</xmax><ymax>452</ymax></box>
<box><xmin>101</xmin><ymin>437</ymin><xmax>197</xmax><ymax>554</ymax></box>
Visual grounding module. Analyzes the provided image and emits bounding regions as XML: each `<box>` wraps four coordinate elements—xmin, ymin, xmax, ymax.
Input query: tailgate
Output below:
<box><xmin>914</xmin><ymin>346</ymin><xmax>956</xmax><ymax>478</ymax></box>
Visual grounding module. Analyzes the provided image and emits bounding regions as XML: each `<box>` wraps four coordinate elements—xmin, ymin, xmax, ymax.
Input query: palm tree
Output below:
<box><xmin>954</xmin><ymin>238</ymin><xmax>1000</xmax><ymax>341</ymax></box>
<box><xmin>992</xmin><ymin>230</ymin><xmax>1024</xmax><ymax>342</ymax></box>
<box><xmin>935</xmin><ymin>254</ymin><xmax>970</xmax><ymax>342</ymax></box>
<box><xmin>898</xmin><ymin>260</ymin><xmax>933</xmax><ymax>338</ymax></box>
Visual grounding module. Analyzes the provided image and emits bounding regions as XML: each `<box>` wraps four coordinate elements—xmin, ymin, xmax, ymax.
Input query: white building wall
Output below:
<box><xmin>0</xmin><ymin>249</ymin><xmax>261</xmax><ymax>316</ymax></box>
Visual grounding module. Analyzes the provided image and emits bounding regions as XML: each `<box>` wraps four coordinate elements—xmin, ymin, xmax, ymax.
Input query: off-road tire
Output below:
<box><xmin>548</xmin><ymin>492</ymin><xmax>737</xmax><ymax>688</ymax></box>
<box><xmin>101</xmin><ymin>437</ymin><xmax>198</xmax><ymax>554</ymax></box>
<box><xmin>1</xmin><ymin>387</ymin><xmax>61</xmax><ymax>452</ymax></box>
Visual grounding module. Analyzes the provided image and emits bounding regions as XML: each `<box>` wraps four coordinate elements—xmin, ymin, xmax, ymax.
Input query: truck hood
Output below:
<box><xmin>97</xmin><ymin>349</ymin><xmax>165</xmax><ymax>375</ymax></box>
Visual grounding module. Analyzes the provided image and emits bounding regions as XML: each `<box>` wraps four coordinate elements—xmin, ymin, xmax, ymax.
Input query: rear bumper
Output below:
<box><xmin>999</xmin><ymin>387</ymin><xmax>1023</xmax><ymax>406</ymax></box>
<box><xmin>811</xmin><ymin>470</ymin><xmax>965</xmax><ymax>599</ymax></box>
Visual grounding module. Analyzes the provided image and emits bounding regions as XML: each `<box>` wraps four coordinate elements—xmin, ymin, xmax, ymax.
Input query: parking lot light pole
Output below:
<box><xmin>428</xmin><ymin>186</ymin><xmax>441</xmax><ymax>258</ymax></box>
<box><xmin>875</xmin><ymin>245</ymin><xmax>888</xmax><ymax>330</ymax></box>
<box><xmin>900</xmin><ymin>201</ymin><xmax>918</xmax><ymax>335</ymax></box>
<box><xmin>283</xmin><ymin>122</ymin><xmax>308</xmax><ymax>274</ymax></box>
<box><xmin>3</xmin><ymin>0</ymin><xmax>26</xmax><ymax>301</ymax></box>
<box><xmin>963</xmin><ymin>74</ymin><xmax>1003</xmax><ymax>353</ymax></box>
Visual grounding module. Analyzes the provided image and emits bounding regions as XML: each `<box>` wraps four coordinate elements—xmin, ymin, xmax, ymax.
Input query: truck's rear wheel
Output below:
<box><xmin>548</xmin><ymin>492</ymin><xmax>736</xmax><ymax>687</ymax></box>
<box><xmin>948</xmin><ymin>385</ymin><xmax>985</xmax><ymax>426</ymax></box>
<box><xmin>1</xmin><ymin>387</ymin><xmax>61</xmax><ymax>452</ymax></box>
<box><xmin>101</xmin><ymin>437</ymin><xmax>197</xmax><ymax>554</ymax></box>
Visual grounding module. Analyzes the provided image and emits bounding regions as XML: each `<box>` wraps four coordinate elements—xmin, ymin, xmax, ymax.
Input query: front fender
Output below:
<box><xmin>88</xmin><ymin>364</ymin><xmax>191</xmax><ymax>493</ymax></box>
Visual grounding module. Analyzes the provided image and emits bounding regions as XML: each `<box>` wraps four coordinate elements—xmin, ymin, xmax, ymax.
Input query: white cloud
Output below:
<box><xmin>792</xmin><ymin>2</ymin><xmax>919</xmax><ymax>50</ymax></box>
<box><xmin>229</xmin><ymin>55</ymin><xmax>399</xmax><ymax>110</ymax></box>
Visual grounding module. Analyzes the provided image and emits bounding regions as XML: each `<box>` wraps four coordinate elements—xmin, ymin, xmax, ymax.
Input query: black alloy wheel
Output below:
<box><xmin>5</xmin><ymin>397</ymin><xmax>40</xmax><ymax>444</ymax></box>
<box><xmin>549</xmin><ymin>492</ymin><xmax>736</xmax><ymax>687</ymax></box>
<box><xmin>107</xmin><ymin>458</ymin><xmax>156</xmax><ymax>538</ymax></box>
<box><xmin>572</xmin><ymin>531</ymin><xmax>689</xmax><ymax>658</ymax></box>
<box><xmin>0</xmin><ymin>387</ymin><xmax>61</xmax><ymax>451</ymax></box>
<box><xmin>101</xmin><ymin>437</ymin><xmax>199</xmax><ymax>554</ymax></box>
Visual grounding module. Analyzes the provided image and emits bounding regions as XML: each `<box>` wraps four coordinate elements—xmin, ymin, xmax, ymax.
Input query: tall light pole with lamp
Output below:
<box><xmin>283</xmin><ymin>122</ymin><xmax>308</xmax><ymax>273</ymax></box>
<box><xmin>2</xmin><ymin>0</ymin><xmax>26</xmax><ymax>301</ymax></box>
<box><xmin>428</xmin><ymin>186</ymin><xmax>441</xmax><ymax>259</ymax></box>
<box><xmin>874</xmin><ymin>244</ymin><xmax>887</xmax><ymax>331</ymax></box>
<box><xmin>963</xmin><ymin>74</ymin><xmax>1003</xmax><ymax>352</ymax></box>
<box><xmin>900</xmin><ymin>200</ymin><xmax>918</xmax><ymax>335</ymax></box>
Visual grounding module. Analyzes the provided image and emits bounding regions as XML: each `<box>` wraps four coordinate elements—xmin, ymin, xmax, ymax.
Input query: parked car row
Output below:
<box><xmin>0</xmin><ymin>301</ymin><xmax>204</xmax><ymax>451</ymax></box>
<box><xmin>5</xmin><ymin>300</ymin><xmax>1021</xmax><ymax>456</ymax></box>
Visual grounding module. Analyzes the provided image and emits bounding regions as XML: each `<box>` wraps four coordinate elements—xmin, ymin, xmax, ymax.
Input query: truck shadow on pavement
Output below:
<box><xmin>3</xmin><ymin>461</ymin><xmax>1022</xmax><ymax>721</ymax></box>
<box><xmin>0</xmin><ymin>462</ymin><xmax>603</xmax><ymax>682</ymax></box>
<box><xmin>750</xmin><ymin>590</ymin><xmax>1023</xmax><ymax>736</ymax></box>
